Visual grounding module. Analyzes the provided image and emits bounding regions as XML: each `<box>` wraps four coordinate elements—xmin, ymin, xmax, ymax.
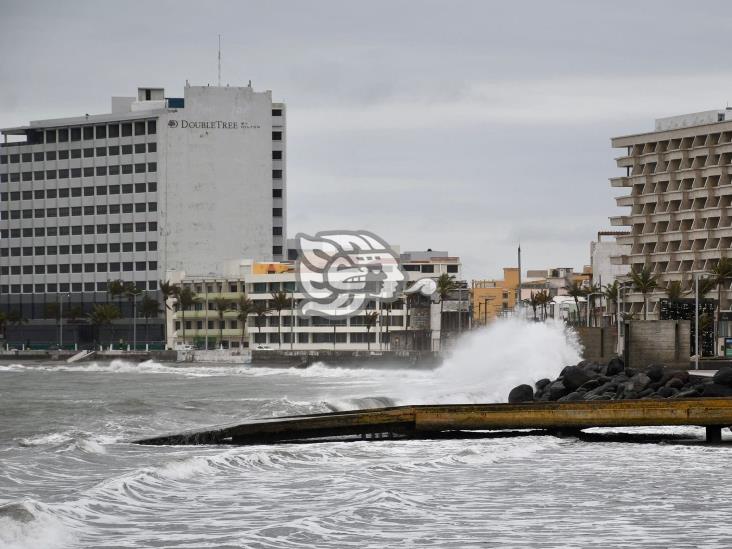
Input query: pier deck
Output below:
<box><xmin>135</xmin><ymin>398</ymin><xmax>732</xmax><ymax>446</ymax></box>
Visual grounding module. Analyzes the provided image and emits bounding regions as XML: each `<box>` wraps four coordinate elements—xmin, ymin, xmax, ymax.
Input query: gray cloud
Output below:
<box><xmin>2</xmin><ymin>0</ymin><xmax>731</xmax><ymax>279</ymax></box>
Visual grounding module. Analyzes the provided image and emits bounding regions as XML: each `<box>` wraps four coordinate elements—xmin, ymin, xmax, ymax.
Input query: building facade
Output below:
<box><xmin>471</xmin><ymin>267</ymin><xmax>519</xmax><ymax>324</ymax></box>
<box><xmin>610</xmin><ymin>108</ymin><xmax>732</xmax><ymax>320</ymax></box>
<box><xmin>167</xmin><ymin>251</ymin><xmax>465</xmax><ymax>351</ymax></box>
<box><xmin>0</xmin><ymin>83</ymin><xmax>285</xmax><ymax>345</ymax></box>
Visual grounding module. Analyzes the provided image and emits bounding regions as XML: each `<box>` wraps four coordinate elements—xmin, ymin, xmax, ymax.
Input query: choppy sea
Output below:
<box><xmin>2</xmin><ymin>321</ymin><xmax>732</xmax><ymax>548</ymax></box>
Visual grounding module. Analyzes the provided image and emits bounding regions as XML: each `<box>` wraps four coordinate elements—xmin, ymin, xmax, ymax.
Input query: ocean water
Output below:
<box><xmin>2</xmin><ymin>320</ymin><xmax>732</xmax><ymax>548</ymax></box>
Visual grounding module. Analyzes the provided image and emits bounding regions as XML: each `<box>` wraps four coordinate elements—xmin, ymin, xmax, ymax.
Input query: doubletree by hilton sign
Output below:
<box><xmin>167</xmin><ymin>120</ymin><xmax>261</xmax><ymax>129</ymax></box>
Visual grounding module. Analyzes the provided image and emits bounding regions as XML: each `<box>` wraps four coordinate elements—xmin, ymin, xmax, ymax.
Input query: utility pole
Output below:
<box><xmin>217</xmin><ymin>34</ymin><xmax>222</xmax><ymax>87</ymax></box>
<box><xmin>517</xmin><ymin>244</ymin><xmax>522</xmax><ymax>316</ymax></box>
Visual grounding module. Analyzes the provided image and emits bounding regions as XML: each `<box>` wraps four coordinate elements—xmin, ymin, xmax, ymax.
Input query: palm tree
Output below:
<box><xmin>364</xmin><ymin>311</ymin><xmax>379</xmax><ymax>351</ymax></box>
<box><xmin>528</xmin><ymin>291</ymin><xmax>539</xmax><ymax>321</ymax></box>
<box><xmin>65</xmin><ymin>305</ymin><xmax>83</xmax><ymax>323</ymax></box>
<box><xmin>252</xmin><ymin>301</ymin><xmax>271</xmax><ymax>346</ymax></box>
<box><xmin>87</xmin><ymin>303</ymin><xmax>121</xmax><ymax>346</ymax></box>
<box><xmin>709</xmin><ymin>258</ymin><xmax>732</xmax><ymax>335</ymax></box>
<box><xmin>603</xmin><ymin>281</ymin><xmax>619</xmax><ymax>325</ymax></box>
<box><xmin>535</xmin><ymin>289</ymin><xmax>551</xmax><ymax>321</ymax></box>
<box><xmin>236</xmin><ymin>295</ymin><xmax>255</xmax><ymax>349</ymax></box>
<box><xmin>140</xmin><ymin>293</ymin><xmax>161</xmax><ymax>344</ymax></box>
<box><xmin>564</xmin><ymin>280</ymin><xmax>585</xmax><ymax>324</ymax></box>
<box><xmin>159</xmin><ymin>280</ymin><xmax>176</xmax><ymax>349</ymax></box>
<box><xmin>213</xmin><ymin>297</ymin><xmax>232</xmax><ymax>348</ymax></box>
<box><xmin>0</xmin><ymin>311</ymin><xmax>7</xmax><ymax>342</ymax></box>
<box><xmin>629</xmin><ymin>266</ymin><xmax>659</xmax><ymax>320</ymax></box>
<box><xmin>176</xmin><ymin>286</ymin><xmax>199</xmax><ymax>346</ymax></box>
<box><xmin>664</xmin><ymin>280</ymin><xmax>684</xmax><ymax>301</ymax></box>
<box><xmin>107</xmin><ymin>279</ymin><xmax>127</xmax><ymax>311</ymax></box>
<box><xmin>436</xmin><ymin>274</ymin><xmax>457</xmax><ymax>346</ymax></box>
<box><xmin>270</xmin><ymin>291</ymin><xmax>291</xmax><ymax>349</ymax></box>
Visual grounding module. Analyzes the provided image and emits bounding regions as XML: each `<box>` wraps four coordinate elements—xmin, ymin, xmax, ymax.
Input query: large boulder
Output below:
<box><xmin>625</xmin><ymin>373</ymin><xmax>652</xmax><ymax>393</ymax></box>
<box><xmin>665</xmin><ymin>377</ymin><xmax>685</xmax><ymax>390</ymax></box>
<box><xmin>563</xmin><ymin>366</ymin><xmax>593</xmax><ymax>391</ymax></box>
<box><xmin>604</xmin><ymin>357</ymin><xmax>625</xmax><ymax>377</ymax></box>
<box><xmin>508</xmin><ymin>384</ymin><xmax>534</xmax><ymax>403</ymax></box>
<box><xmin>712</xmin><ymin>367</ymin><xmax>732</xmax><ymax>387</ymax></box>
<box><xmin>558</xmin><ymin>391</ymin><xmax>584</xmax><ymax>402</ymax></box>
<box><xmin>535</xmin><ymin>378</ymin><xmax>551</xmax><ymax>391</ymax></box>
<box><xmin>645</xmin><ymin>364</ymin><xmax>665</xmax><ymax>382</ymax></box>
<box><xmin>548</xmin><ymin>380</ymin><xmax>569</xmax><ymax>401</ymax></box>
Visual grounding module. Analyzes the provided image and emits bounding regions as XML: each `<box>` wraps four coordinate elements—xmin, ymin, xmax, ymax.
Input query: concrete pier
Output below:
<box><xmin>135</xmin><ymin>398</ymin><xmax>732</xmax><ymax>446</ymax></box>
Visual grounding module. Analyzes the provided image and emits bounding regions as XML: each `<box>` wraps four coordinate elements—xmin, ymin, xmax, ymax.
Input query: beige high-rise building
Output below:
<box><xmin>610</xmin><ymin>108</ymin><xmax>732</xmax><ymax>319</ymax></box>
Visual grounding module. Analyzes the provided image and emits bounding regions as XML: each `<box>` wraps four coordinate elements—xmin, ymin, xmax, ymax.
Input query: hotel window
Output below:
<box><xmin>96</xmin><ymin>186</ymin><xmax>107</xmax><ymax>196</ymax></box>
<box><xmin>135</xmin><ymin>222</ymin><xmax>146</xmax><ymax>232</ymax></box>
<box><xmin>135</xmin><ymin>143</ymin><xmax>146</xmax><ymax>154</ymax></box>
<box><xmin>34</xmin><ymin>170</ymin><xmax>45</xmax><ymax>180</ymax></box>
<box><xmin>70</xmin><ymin>127</ymin><xmax>81</xmax><ymax>141</ymax></box>
<box><xmin>59</xmin><ymin>169</ymin><xmax>69</xmax><ymax>179</ymax></box>
<box><xmin>272</xmin><ymin>150</ymin><xmax>282</xmax><ymax>160</ymax></box>
<box><xmin>97</xmin><ymin>243</ymin><xmax>107</xmax><ymax>253</ymax></box>
<box><xmin>71</xmin><ymin>149</ymin><xmax>81</xmax><ymax>159</ymax></box>
<box><xmin>96</xmin><ymin>147</ymin><xmax>106</xmax><ymax>156</ymax></box>
<box><xmin>110</xmin><ymin>224</ymin><xmax>120</xmax><ymax>233</ymax></box>
<box><xmin>122</xmin><ymin>184</ymin><xmax>133</xmax><ymax>194</ymax></box>
<box><xmin>123</xmin><ymin>262</ymin><xmax>133</xmax><ymax>271</ymax></box>
<box><xmin>10</xmin><ymin>154</ymin><xmax>19</xmax><ymax>163</ymax></box>
<box><xmin>109</xmin><ymin>165</ymin><xmax>120</xmax><ymax>175</ymax></box>
<box><xmin>33</xmin><ymin>152</ymin><xmax>43</xmax><ymax>161</ymax></box>
<box><xmin>122</xmin><ymin>223</ymin><xmax>133</xmax><ymax>233</ymax></box>
<box><xmin>58</xmin><ymin>128</ymin><xmax>68</xmax><ymax>142</ymax></box>
<box><xmin>83</xmin><ymin>148</ymin><xmax>93</xmax><ymax>158</ymax></box>
<box><xmin>148</xmin><ymin>221</ymin><xmax>157</xmax><ymax>231</ymax></box>
<box><xmin>147</xmin><ymin>142</ymin><xmax>157</xmax><ymax>153</ymax></box>
<box><xmin>10</xmin><ymin>173</ymin><xmax>19</xmax><ymax>182</ymax></box>
<box><xmin>34</xmin><ymin>189</ymin><xmax>44</xmax><ymax>199</ymax></box>
<box><xmin>272</xmin><ymin>109</ymin><xmax>282</xmax><ymax>116</ymax></box>
<box><xmin>273</xmin><ymin>170</ymin><xmax>282</xmax><ymax>179</ymax></box>
<box><xmin>108</xmin><ymin>124</ymin><xmax>119</xmax><ymax>138</ymax></box>
<box><xmin>121</xmin><ymin>123</ymin><xmax>132</xmax><ymax>137</ymax></box>
<box><xmin>83</xmin><ymin>127</ymin><xmax>93</xmax><ymax>140</ymax></box>
<box><xmin>148</xmin><ymin>241</ymin><xmax>158</xmax><ymax>251</ymax></box>
<box><xmin>273</xmin><ymin>226</ymin><xmax>283</xmax><ymax>236</ymax></box>
<box><xmin>122</xmin><ymin>203</ymin><xmax>133</xmax><ymax>213</ymax></box>
<box><xmin>135</xmin><ymin>122</ymin><xmax>145</xmax><ymax>136</ymax></box>
<box><xmin>110</xmin><ymin>262</ymin><xmax>120</xmax><ymax>271</ymax></box>
<box><xmin>109</xmin><ymin>204</ymin><xmax>120</xmax><ymax>214</ymax></box>
<box><xmin>96</xmin><ymin>282</ymin><xmax>107</xmax><ymax>291</ymax></box>
<box><xmin>22</xmin><ymin>172</ymin><xmax>32</xmax><ymax>182</ymax></box>
<box><xmin>136</xmin><ymin>202</ymin><xmax>148</xmax><ymax>212</ymax></box>
<box><xmin>122</xmin><ymin>164</ymin><xmax>133</xmax><ymax>174</ymax></box>
<box><xmin>96</xmin><ymin>166</ymin><xmax>107</xmax><ymax>176</ymax></box>
<box><xmin>121</xmin><ymin>144</ymin><xmax>132</xmax><ymax>155</ymax></box>
<box><xmin>58</xmin><ymin>150</ymin><xmax>67</xmax><ymax>160</ymax></box>
<box><xmin>34</xmin><ymin>265</ymin><xmax>45</xmax><ymax>274</ymax></box>
<box><xmin>135</xmin><ymin>261</ymin><xmax>146</xmax><ymax>271</ymax></box>
<box><xmin>273</xmin><ymin>189</ymin><xmax>282</xmax><ymax>198</ymax></box>
<box><xmin>22</xmin><ymin>153</ymin><xmax>31</xmax><ymax>162</ymax></box>
<box><xmin>108</xmin><ymin>145</ymin><xmax>119</xmax><ymax>156</ymax></box>
<box><xmin>122</xmin><ymin>242</ymin><xmax>133</xmax><ymax>252</ymax></box>
<box><xmin>95</xmin><ymin>125</ymin><xmax>106</xmax><ymax>139</ymax></box>
<box><xmin>148</xmin><ymin>202</ymin><xmax>157</xmax><ymax>212</ymax></box>
<box><xmin>83</xmin><ymin>167</ymin><xmax>94</xmax><ymax>177</ymax></box>
<box><xmin>72</xmin><ymin>283</ymin><xmax>82</xmax><ymax>292</ymax></box>
<box><xmin>148</xmin><ymin>162</ymin><xmax>157</xmax><ymax>172</ymax></box>
<box><xmin>272</xmin><ymin>208</ymin><xmax>282</xmax><ymax>217</ymax></box>
<box><xmin>272</xmin><ymin>131</ymin><xmax>282</xmax><ymax>141</ymax></box>
<box><xmin>135</xmin><ymin>183</ymin><xmax>146</xmax><ymax>193</ymax></box>
<box><xmin>71</xmin><ymin>168</ymin><xmax>81</xmax><ymax>178</ymax></box>
<box><xmin>96</xmin><ymin>204</ymin><xmax>107</xmax><ymax>214</ymax></box>
<box><xmin>147</xmin><ymin>120</ymin><xmax>156</xmax><ymax>134</ymax></box>
<box><xmin>83</xmin><ymin>187</ymin><xmax>94</xmax><ymax>197</ymax></box>
<box><xmin>46</xmin><ymin>129</ymin><xmax>57</xmax><ymax>143</ymax></box>
<box><xmin>273</xmin><ymin>246</ymin><xmax>282</xmax><ymax>255</ymax></box>
<box><xmin>46</xmin><ymin>150</ymin><xmax>57</xmax><ymax>161</ymax></box>
<box><xmin>0</xmin><ymin>174</ymin><xmax>7</xmax><ymax>183</ymax></box>
<box><xmin>134</xmin><ymin>163</ymin><xmax>145</xmax><ymax>174</ymax></box>
<box><xmin>447</xmin><ymin>265</ymin><xmax>458</xmax><ymax>273</ymax></box>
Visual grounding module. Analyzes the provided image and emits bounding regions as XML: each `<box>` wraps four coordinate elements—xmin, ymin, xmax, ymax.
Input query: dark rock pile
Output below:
<box><xmin>508</xmin><ymin>359</ymin><xmax>732</xmax><ymax>404</ymax></box>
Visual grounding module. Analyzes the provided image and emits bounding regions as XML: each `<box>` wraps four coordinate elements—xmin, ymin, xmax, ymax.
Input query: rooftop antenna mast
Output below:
<box><xmin>217</xmin><ymin>34</ymin><xmax>221</xmax><ymax>87</ymax></box>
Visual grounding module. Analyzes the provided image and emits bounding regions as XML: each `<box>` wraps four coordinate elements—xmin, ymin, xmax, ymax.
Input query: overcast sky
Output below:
<box><xmin>2</xmin><ymin>1</ymin><xmax>732</xmax><ymax>279</ymax></box>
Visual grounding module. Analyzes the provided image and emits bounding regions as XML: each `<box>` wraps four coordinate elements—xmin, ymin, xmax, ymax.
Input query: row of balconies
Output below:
<box><xmin>624</xmin><ymin>173</ymin><xmax>729</xmax><ymax>197</ymax></box>
<box><xmin>611</xmin><ymin>163</ymin><xmax>730</xmax><ymax>186</ymax></box>
<box><xmin>611</xmin><ymin>205</ymin><xmax>732</xmax><ymax>227</ymax></box>
<box><xmin>619</xmin><ymin>134</ymin><xmax>732</xmax><ymax>160</ymax></box>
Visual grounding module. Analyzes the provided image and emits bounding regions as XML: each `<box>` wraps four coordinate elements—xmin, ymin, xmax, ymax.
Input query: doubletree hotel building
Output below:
<box><xmin>0</xmin><ymin>83</ymin><xmax>286</xmax><ymax>345</ymax></box>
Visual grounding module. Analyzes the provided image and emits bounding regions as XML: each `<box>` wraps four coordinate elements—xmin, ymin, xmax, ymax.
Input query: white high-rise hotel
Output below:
<box><xmin>0</xmin><ymin>83</ymin><xmax>285</xmax><ymax>342</ymax></box>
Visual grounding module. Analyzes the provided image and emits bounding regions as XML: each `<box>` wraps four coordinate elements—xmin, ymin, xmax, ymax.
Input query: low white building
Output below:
<box><xmin>166</xmin><ymin>251</ymin><xmax>465</xmax><ymax>351</ymax></box>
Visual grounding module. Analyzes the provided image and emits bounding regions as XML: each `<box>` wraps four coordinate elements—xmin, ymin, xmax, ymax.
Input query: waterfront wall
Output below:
<box><xmin>576</xmin><ymin>326</ymin><xmax>618</xmax><ymax>363</ymax></box>
<box><xmin>624</xmin><ymin>320</ymin><xmax>690</xmax><ymax>369</ymax></box>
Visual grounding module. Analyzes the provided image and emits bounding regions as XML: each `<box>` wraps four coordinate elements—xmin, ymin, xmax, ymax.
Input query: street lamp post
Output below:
<box><xmin>693</xmin><ymin>272</ymin><xmax>712</xmax><ymax>370</ymax></box>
